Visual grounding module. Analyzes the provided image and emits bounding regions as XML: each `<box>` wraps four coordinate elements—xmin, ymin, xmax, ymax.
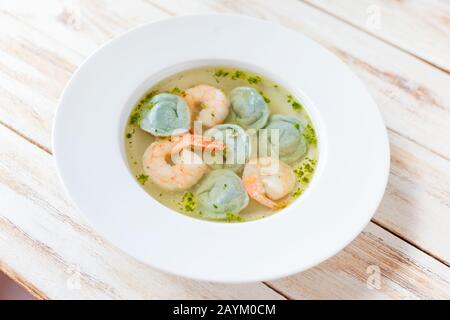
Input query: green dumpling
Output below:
<box><xmin>204</xmin><ymin>124</ymin><xmax>250</xmax><ymax>172</ymax></box>
<box><xmin>263</xmin><ymin>115</ymin><xmax>307</xmax><ymax>163</ymax></box>
<box><xmin>140</xmin><ymin>93</ymin><xmax>190</xmax><ymax>136</ymax></box>
<box><xmin>196</xmin><ymin>170</ymin><xmax>249</xmax><ymax>219</ymax></box>
<box><xmin>229</xmin><ymin>87</ymin><xmax>269</xmax><ymax>129</ymax></box>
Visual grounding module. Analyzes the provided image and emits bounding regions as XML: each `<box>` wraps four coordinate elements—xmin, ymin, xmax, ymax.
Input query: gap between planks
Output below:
<box><xmin>371</xmin><ymin>219</ymin><xmax>450</xmax><ymax>269</ymax></box>
<box><xmin>301</xmin><ymin>0</ymin><xmax>450</xmax><ymax>75</ymax></box>
<box><xmin>0</xmin><ymin>119</ymin><xmax>51</xmax><ymax>155</ymax></box>
<box><xmin>262</xmin><ymin>282</ymin><xmax>292</xmax><ymax>300</ymax></box>
<box><xmin>0</xmin><ymin>261</ymin><xmax>47</xmax><ymax>300</ymax></box>
<box><xmin>387</xmin><ymin>127</ymin><xmax>449</xmax><ymax>163</ymax></box>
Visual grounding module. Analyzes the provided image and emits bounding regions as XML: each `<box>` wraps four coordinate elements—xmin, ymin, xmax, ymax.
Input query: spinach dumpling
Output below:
<box><xmin>229</xmin><ymin>87</ymin><xmax>269</xmax><ymax>129</ymax></box>
<box><xmin>204</xmin><ymin>124</ymin><xmax>250</xmax><ymax>172</ymax></box>
<box><xmin>263</xmin><ymin>115</ymin><xmax>307</xmax><ymax>163</ymax></box>
<box><xmin>196</xmin><ymin>169</ymin><xmax>249</xmax><ymax>219</ymax></box>
<box><xmin>140</xmin><ymin>93</ymin><xmax>191</xmax><ymax>136</ymax></box>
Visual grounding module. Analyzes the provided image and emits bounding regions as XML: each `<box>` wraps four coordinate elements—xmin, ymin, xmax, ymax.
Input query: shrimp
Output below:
<box><xmin>184</xmin><ymin>84</ymin><xmax>230</xmax><ymax>128</ymax></box>
<box><xmin>242</xmin><ymin>157</ymin><xmax>296</xmax><ymax>209</ymax></box>
<box><xmin>143</xmin><ymin>133</ymin><xmax>225</xmax><ymax>191</ymax></box>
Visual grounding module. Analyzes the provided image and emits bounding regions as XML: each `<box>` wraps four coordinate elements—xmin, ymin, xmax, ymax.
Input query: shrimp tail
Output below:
<box><xmin>243</xmin><ymin>175</ymin><xmax>283</xmax><ymax>210</ymax></box>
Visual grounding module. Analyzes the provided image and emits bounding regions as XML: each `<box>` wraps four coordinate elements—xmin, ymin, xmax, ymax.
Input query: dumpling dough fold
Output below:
<box><xmin>263</xmin><ymin>115</ymin><xmax>307</xmax><ymax>163</ymax></box>
<box><xmin>196</xmin><ymin>169</ymin><xmax>249</xmax><ymax>219</ymax></box>
<box><xmin>229</xmin><ymin>87</ymin><xmax>269</xmax><ymax>130</ymax></box>
<box><xmin>140</xmin><ymin>93</ymin><xmax>191</xmax><ymax>136</ymax></box>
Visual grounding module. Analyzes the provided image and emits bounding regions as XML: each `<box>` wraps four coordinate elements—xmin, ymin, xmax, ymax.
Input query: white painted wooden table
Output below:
<box><xmin>0</xmin><ymin>0</ymin><xmax>449</xmax><ymax>299</ymax></box>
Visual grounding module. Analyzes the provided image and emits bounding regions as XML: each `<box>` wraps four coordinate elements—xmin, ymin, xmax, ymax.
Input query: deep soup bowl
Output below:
<box><xmin>53</xmin><ymin>14</ymin><xmax>389</xmax><ymax>282</ymax></box>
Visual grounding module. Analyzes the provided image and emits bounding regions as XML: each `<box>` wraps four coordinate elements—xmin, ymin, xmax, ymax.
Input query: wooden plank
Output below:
<box><xmin>1</xmin><ymin>124</ymin><xmax>449</xmax><ymax>299</ymax></box>
<box><xmin>3</xmin><ymin>0</ymin><xmax>448</xmax><ymax>156</ymax></box>
<box><xmin>269</xmin><ymin>223</ymin><xmax>450</xmax><ymax>299</ymax></box>
<box><xmin>0</xmin><ymin>0</ymin><xmax>166</xmax><ymax>151</ymax></box>
<box><xmin>0</xmin><ymin>124</ymin><xmax>284</xmax><ymax>299</ymax></box>
<box><xmin>377</xmin><ymin>129</ymin><xmax>450</xmax><ymax>264</ymax></box>
<box><xmin>305</xmin><ymin>0</ymin><xmax>450</xmax><ymax>73</ymax></box>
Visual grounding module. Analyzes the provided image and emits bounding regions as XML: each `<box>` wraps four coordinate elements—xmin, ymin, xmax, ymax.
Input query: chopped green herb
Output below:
<box><xmin>273</xmin><ymin>84</ymin><xmax>279</xmax><ymax>88</ymax></box>
<box><xmin>292</xmin><ymin>187</ymin><xmax>303</xmax><ymax>198</ymax></box>
<box><xmin>129</xmin><ymin>90</ymin><xmax>159</xmax><ymax>126</ymax></box>
<box><xmin>294</xmin><ymin>123</ymin><xmax>300</xmax><ymax>130</ymax></box>
<box><xmin>168</xmin><ymin>87</ymin><xmax>184</xmax><ymax>95</ymax></box>
<box><xmin>226</xmin><ymin>212</ymin><xmax>243</xmax><ymax>222</ymax></box>
<box><xmin>136</xmin><ymin>174</ymin><xmax>149</xmax><ymax>185</ymax></box>
<box><xmin>293</xmin><ymin>157</ymin><xmax>317</xmax><ymax>194</ymax></box>
<box><xmin>247</xmin><ymin>75</ymin><xmax>261</xmax><ymax>85</ymax></box>
<box><xmin>292</xmin><ymin>101</ymin><xmax>302</xmax><ymax>110</ymax></box>
<box><xmin>214</xmin><ymin>69</ymin><xmax>228</xmax><ymax>77</ymax></box>
<box><xmin>179</xmin><ymin>192</ymin><xmax>195</xmax><ymax>212</ymax></box>
<box><xmin>145</xmin><ymin>102</ymin><xmax>155</xmax><ymax>110</ymax></box>
<box><xmin>257</xmin><ymin>90</ymin><xmax>270</xmax><ymax>104</ymax></box>
<box><xmin>286</xmin><ymin>94</ymin><xmax>304</xmax><ymax>110</ymax></box>
<box><xmin>214</xmin><ymin>69</ymin><xmax>229</xmax><ymax>82</ymax></box>
<box><xmin>294</xmin><ymin>167</ymin><xmax>304</xmax><ymax>177</ymax></box>
<box><xmin>308</xmin><ymin>157</ymin><xmax>317</xmax><ymax>165</ymax></box>
<box><xmin>143</xmin><ymin>90</ymin><xmax>159</xmax><ymax>101</ymax></box>
<box><xmin>213</xmin><ymin>204</ymin><xmax>218</xmax><ymax>209</ymax></box>
<box><xmin>223</xmin><ymin>184</ymin><xmax>228</xmax><ymax>189</ymax></box>
<box><xmin>303</xmin><ymin>124</ymin><xmax>317</xmax><ymax>146</ymax></box>
<box><xmin>129</xmin><ymin>112</ymin><xmax>141</xmax><ymax>126</ymax></box>
<box><xmin>231</xmin><ymin>70</ymin><xmax>245</xmax><ymax>80</ymax></box>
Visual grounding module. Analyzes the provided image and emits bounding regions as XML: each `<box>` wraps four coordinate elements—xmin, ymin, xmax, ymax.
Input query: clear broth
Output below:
<box><xmin>125</xmin><ymin>66</ymin><xmax>319</xmax><ymax>222</ymax></box>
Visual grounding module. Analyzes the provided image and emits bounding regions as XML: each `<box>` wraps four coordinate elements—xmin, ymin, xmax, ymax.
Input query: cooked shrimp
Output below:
<box><xmin>143</xmin><ymin>133</ymin><xmax>225</xmax><ymax>191</ymax></box>
<box><xmin>184</xmin><ymin>84</ymin><xmax>230</xmax><ymax>127</ymax></box>
<box><xmin>242</xmin><ymin>157</ymin><xmax>296</xmax><ymax>209</ymax></box>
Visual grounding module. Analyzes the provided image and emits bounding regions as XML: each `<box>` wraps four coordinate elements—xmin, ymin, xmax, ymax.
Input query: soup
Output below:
<box><xmin>124</xmin><ymin>66</ymin><xmax>318</xmax><ymax>222</ymax></box>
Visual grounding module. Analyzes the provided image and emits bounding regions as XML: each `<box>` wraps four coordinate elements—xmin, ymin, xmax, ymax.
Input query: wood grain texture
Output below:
<box><xmin>305</xmin><ymin>0</ymin><xmax>450</xmax><ymax>73</ymax></box>
<box><xmin>0</xmin><ymin>0</ymin><xmax>449</xmax><ymax>299</ymax></box>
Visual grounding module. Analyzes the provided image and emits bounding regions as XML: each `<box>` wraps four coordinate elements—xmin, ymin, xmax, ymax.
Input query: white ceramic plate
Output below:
<box><xmin>53</xmin><ymin>14</ymin><xmax>389</xmax><ymax>283</ymax></box>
